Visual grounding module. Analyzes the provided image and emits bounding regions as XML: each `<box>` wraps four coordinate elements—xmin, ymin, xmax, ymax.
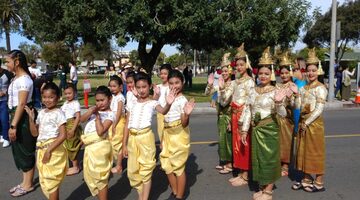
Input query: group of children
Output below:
<box><xmin>206</xmin><ymin>45</ymin><xmax>327</xmax><ymax>200</ymax></box>
<box><xmin>23</xmin><ymin>65</ymin><xmax>195</xmax><ymax>200</ymax></box>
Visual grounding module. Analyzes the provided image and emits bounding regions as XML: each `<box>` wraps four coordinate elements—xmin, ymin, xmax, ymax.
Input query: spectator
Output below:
<box><xmin>0</xmin><ymin>64</ymin><xmax>13</xmax><ymax>148</ymax></box>
<box><xmin>68</xmin><ymin>61</ymin><xmax>78</xmax><ymax>97</ymax></box>
<box><xmin>28</xmin><ymin>60</ymin><xmax>42</xmax><ymax>109</ymax></box>
<box><xmin>58</xmin><ymin>64</ymin><xmax>67</xmax><ymax>97</ymax></box>
<box><xmin>188</xmin><ymin>67</ymin><xmax>193</xmax><ymax>88</ymax></box>
<box><xmin>334</xmin><ymin>65</ymin><xmax>343</xmax><ymax>99</ymax></box>
<box><xmin>341</xmin><ymin>66</ymin><xmax>355</xmax><ymax>101</ymax></box>
<box><xmin>183</xmin><ymin>66</ymin><xmax>189</xmax><ymax>87</ymax></box>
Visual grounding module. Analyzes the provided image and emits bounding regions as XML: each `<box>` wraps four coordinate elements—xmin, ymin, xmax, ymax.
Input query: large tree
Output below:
<box><xmin>304</xmin><ymin>0</ymin><xmax>360</xmax><ymax>62</ymax></box>
<box><xmin>0</xmin><ymin>0</ymin><xmax>21</xmax><ymax>51</ymax></box>
<box><xmin>18</xmin><ymin>42</ymin><xmax>40</xmax><ymax>62</ymax></box>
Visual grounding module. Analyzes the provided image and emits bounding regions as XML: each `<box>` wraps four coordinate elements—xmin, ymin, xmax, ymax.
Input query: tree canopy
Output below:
<box><xmin>20</xmin><ymin>0</ymin><xmax>311</xmax><ymax>71</ymax></box>
<box><xmin>304</xmin><ymin>0</ymin><xmax>360</xmax><ymax>62</ymax></box>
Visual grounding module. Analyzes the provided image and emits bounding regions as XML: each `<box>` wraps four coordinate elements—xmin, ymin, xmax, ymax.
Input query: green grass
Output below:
<box><xmin>54</xmin><ymin>75</ymin><xmax>210</xmax><ymax>106</ymax></box>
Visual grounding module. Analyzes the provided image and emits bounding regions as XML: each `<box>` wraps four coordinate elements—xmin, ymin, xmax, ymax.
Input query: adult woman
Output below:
<box><xmin>205</xmin><ymin>53</ymin><xmax>233</xmax><ymax>173</ymax></box>
<box><xmin>220</xmin><ymin>44</ymin><xmax>255</xmax><ymax>186</ymax></box>
<box><xmin>6</xmin><ymin>50</ymin><xmax>37</xmax><ymax>197</ymax></box>
<box><xmin>341</xmin><ymin>66</ymin><xmax>355</xmax><ymax>101</ymax></box>
<box><xmin>276</xmin><ymin>51</ymin><xmax>297</xmax><ymax>177</ymax></box>
<box><xmin>242</xmin><ymin>47</ymin><xmax>288</xmax><ymax>200</ymax></box>
<box><xmin>293</xmin><ymin>48</ymin><xmax>327</xmax><ymax>193</ymax></box>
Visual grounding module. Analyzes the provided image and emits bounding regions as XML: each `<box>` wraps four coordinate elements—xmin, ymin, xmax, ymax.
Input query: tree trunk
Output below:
<box><xmin>5</xmin><ymin>24</ymin><xmax>11</xmax><ymax>51</ymax></box>
<box><xmin>138</xmin><ymin>39</ymin><xmax>164</xmax><ymax>73</ymax></box>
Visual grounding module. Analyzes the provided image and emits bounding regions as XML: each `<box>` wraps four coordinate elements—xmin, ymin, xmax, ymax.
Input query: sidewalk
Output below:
<box><xmin>192</xmin><ymin>99</ymin><xmax>360</xmax><ymax>114</ymax></box>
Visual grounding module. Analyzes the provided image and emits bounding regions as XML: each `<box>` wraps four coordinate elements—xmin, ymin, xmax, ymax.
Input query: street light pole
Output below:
<box><xmin>328</xmin><ymin>0</ymin><xmax>337</xmax><ymax>101</ymax></box>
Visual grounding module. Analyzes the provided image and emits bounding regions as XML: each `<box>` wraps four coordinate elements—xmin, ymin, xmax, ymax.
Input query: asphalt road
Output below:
<box><xmin>0</xmin><ymin>109</ymin><xmax>359</xmax><ymax>200</ymax></box>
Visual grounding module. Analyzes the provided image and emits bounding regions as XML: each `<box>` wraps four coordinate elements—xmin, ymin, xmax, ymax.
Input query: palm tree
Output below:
<box><xmin>0</xmin><ymin>0</ymin><xmax>21</xmax><ymax>51</ymax></box>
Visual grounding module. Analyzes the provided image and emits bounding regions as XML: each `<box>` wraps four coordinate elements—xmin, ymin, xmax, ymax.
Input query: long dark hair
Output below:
<box><xmin>7</xmin><ymin>50</ymin><xmax>31</xmax><ymax>77</ymax></box>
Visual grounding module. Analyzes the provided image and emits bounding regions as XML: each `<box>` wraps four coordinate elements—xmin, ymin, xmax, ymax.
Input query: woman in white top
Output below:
<box><xmin>5</xmin><ymin>50</ymin><xmax>37</xmax><ymax>197</ymax></box>
<box><xmin>108</xmin><ymin>75</ymin><xmax>126</xmax><ymax>174</ymax></box>
<box><xmin>61</xmin><ymin>83</ymin><xmax>82</xmax><ymax>176</ymax></box>
<box><xmin>125</xmin><ymin>71</ymin><xmax>138</xmax><ymax>110</ymax></box>
<box><xmin>80</xmin><ymin>86</ymin><xmax>114</xmax><ymax>199</ymax></box>
<box><xmin>122</xmin><ymin>72</ymin><xmax>176</xmax><ymax>200</ymax></box>
<box><xmin>26</xmin><ymin>82</ymin><xmax>67</xmax><ymax>200</ymax></box>
<box><xmin>160</xmin><ymin>70</ymin><xmax>195</xmax><ymax>200</ymax></box>
<box><xmin>153</xmin><ymin>64</ymin><xmax>172</xmax><ymax>144</ymax></box>
<box><xmin>341</xmin><ymin>66</ymin><xmax>355</xmax><ymax>101</ymax></box>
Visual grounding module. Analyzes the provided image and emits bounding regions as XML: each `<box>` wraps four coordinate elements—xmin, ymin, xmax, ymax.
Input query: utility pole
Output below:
<box><xmin>193</xmin><ymin>49</ymin><xmax>196</xmax><ymax>77</ymax></box>
<box><xmin>328</xmin><ymin>0</ymin><xmax>337</xmax><ymax>101</ymax></box>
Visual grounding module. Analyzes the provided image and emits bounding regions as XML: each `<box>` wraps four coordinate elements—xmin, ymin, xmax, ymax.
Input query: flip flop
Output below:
<box><xmin>9</xmin><ymin>185</ymin><xmax>21</xmax><ymax>193</ymax></box>
<box><xmin>10</xmin><ymin>186</ymin><xmax>34</xmax><ymax>197</ymax></box>
<box><xmin>219</xmin><ymin>166</ymin><xmax>233</xmax><ymax>174</ymax></box>
<box><xmin>304</xmin><ymin>184</ymin><xmax>326</xmax><ymax>193</ymax></box>
<box><xmin>291</xmin><ymin>182</ymin><xmax>303</xmax><ymax>190</ymax></box>
<box><xmin>215</xmin><ymin>165</ymin><xmax>224</xmax><ymax>170</ymax></box>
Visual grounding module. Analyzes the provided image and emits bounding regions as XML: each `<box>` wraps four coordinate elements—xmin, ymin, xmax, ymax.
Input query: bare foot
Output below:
<box><xmin>66</xmin><ymin>167</ymin><xmax>80</xmax><ymax>176</ymax></box>
<box><xmin>111</xmin><ymin>166</ymin><xmax>123</xmax><ymax>174</ymax></box>
<box><xmin>228</xmin><ymin>176</ymin><xmax>240</xmax><ymax>183</ymax></box>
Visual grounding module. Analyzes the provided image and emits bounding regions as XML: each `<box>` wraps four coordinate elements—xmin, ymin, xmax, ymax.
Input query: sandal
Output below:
<box><xmin>215</xmin><ymin>165</ymin><xmax>224</xmax><ymax>170</ymax></box>
<box><xmin>66</xmin><ymin>167</ymin><xmax>80</xmax><ymax>176</ymax></box>
<box><xmin>255</xmin><ymin>190</ymin><xmax>272</xmax><ymax>200</ymax></box>
<box><xmin>10</xmin><ymin>186</ymin><xmax>34</xmax><ymax>197</ymax></box>
<box><xmin>281</xmin><ymin>167</ymin><xmax>289</xmax><ymax>177</ymax></box>
<box><xmin>304</xmin><ymin>182</ymin><xmax>326</xmax><ymax>193</ymax></box>
<box><xmin>231</xmin><ymin>175</ymin><xmax>248</xmax><ymax>187</ymax></box>
<box><xmin>219</xmin><ymin>166</ymin><xmax>233</xmax><ymax>174</ymax></box>
<box><xmin>228</xmin><ymin>176</ymin><xmax>240</xmax><ymax>183</ymax></box>
<box><xmin>292</xmin><ymin>179</ymin><xmax>312</xmax><ymax>190</ymax></box>
<box><xmin>9</xmin><ymin>185</ymin><xmax>21</xmax><ymax>193</ymax></box>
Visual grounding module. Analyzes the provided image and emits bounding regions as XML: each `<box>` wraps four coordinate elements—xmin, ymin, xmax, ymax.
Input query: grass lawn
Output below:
<box><xmin>54</xmin><ymin>74</ymin><xmax>210</xmax><ymax>107</ymax></box>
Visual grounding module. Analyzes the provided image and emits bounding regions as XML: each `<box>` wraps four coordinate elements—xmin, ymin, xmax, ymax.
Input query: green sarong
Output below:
<box><xmin>252</xmin><ymin>114</ymin><xmax>281</xmax><ymax>186</ymax></box>
<box><xmin>10</xmin><ymin>105</ymin><xmax>37</xmax><ymax>172</ymax></box>
<box><xmin>217</xmin><ymin>103</ymin><xmax>232</xmax><ymax>162</ymax></box>
<box><xmin>63</xmin><ymin>118</ymin><xmax>83</xmax><ymax>161</ymax></box>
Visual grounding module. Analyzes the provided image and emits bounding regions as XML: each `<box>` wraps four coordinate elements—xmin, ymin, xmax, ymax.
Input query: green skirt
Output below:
<box><xmin>63</xmin><ymin>118</ymin><xmax>83</xmax><ymax>161</ymax></box>
<box><xmin>10</xmin><ymin>105</ymin><xmax>37</xmax><ymax>172</ymax></box>
<box><xmin>217</xmin><ymin>113</ymin><xmax>232</xmax><ymax>162</ymax></box>
<box><xmin>252</xmin><ymin>114</ymin><xmax>281</xmax><ymax>186</ymax></box>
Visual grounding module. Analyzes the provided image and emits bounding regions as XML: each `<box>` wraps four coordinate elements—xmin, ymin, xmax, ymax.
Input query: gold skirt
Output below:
<box><xmin>63</xmin><ymin>118</ymin><xmax>82</xmax><ymax>161</ymax></box>
<box><xmin>157</xmin><ymin>113</ymin><xmax>165</xmax><ymax>141</ymax></box>
<box><xmin>127</xmin><ymin>127</ymin><xmax>156</xmax><ymax>192</ymax></box>
<box><xmin>81</xmin><ymin>133</ymin><xmax>113</xmax><ymax>196</ymax></box>
<box><xmin>296</xmin><ymin>106</ymin><xmax>325</xmax><ymax>174</ymax></box>
<box><xmin>108</xmin><ymin>116</ymin><xmax>126</xmax><ymax>159</ymax></box>
<box><xmin>36</xmin><ymin>138</ymin><xmax>68</xmax><ymax>198</ymax></box>
<box><xmin>160</xmin><ymin>120</ymin><xmax>190</xmax><ymax>176</ymax></box>
<box><xmin>277</xmin><ymin>116</ymin><xmax>294</xmax><ymax>164</ymax></box>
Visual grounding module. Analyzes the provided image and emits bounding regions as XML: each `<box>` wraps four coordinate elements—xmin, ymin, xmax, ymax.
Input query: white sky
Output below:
<box><xmin>0</xmin><ymin>0</ymin><xmax>346</xmax><ymax>56</ymax></box>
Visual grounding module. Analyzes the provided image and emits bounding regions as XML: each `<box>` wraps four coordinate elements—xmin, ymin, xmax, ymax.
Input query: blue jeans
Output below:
<box><xmin>0</xmin><ymin>101</ymin><xmax>9</xmax><ymax>140</ymax></box>
<box><xmin>72</xmin><ymin>80</ymin><xmax>78</xmax><ymax>99</ymax></box>
<box><xmin>34</xmin><ymin>87</ymin><xmax>42</xmax><ymax>109</ymax></box>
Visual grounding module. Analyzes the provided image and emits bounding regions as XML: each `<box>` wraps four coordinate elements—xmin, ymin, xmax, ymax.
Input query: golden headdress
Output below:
<box><xmin>235</xmin><ymin>43</ymin><xmax>252</xmax><ymax>69</ymax></box>
<box><xmin>221</xmin><ymin>52</ymin><xmax>231</xmax><ymax>67</ymax></box>
<box><xmin>306</xmin><ymin>47</ymin><xmax>324</xmax><ymax>75</ymax></box>
<box><xmin>279</xmin><ymin>51</ymin><xmax>294</xmax><ymax>76</ymax></box>
<box><xmin>258</xmin><ymin>47</ymin><xmax>274</xmax><ymax>66</ymax></box>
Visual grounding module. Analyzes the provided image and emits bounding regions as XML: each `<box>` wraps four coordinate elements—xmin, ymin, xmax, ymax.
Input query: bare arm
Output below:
<box><xmin>156</xmin><ymin>103</ymin><xmax>171</xmax><ymax>115</ymax></box>
<box><xmin>112</xmin><ymin>102</ymin><xmax>124</xmax><ymax>132</ymax></box>
<box><xmin>80</xmin><ymin>107</ymin><xmax>96</xmax><ymax>123</ymax></box>
<box><xmin>70</xmin><ymin>112</ymin><xmax>81</xmax><ymax>132</ymax></box>
<box><xmin>47</xmin><ymin>124</ymin><xmax>67</xmax><ymax>153</ymax></box>
<box><xmin>122</xmin><ymin>112</ymin><xmax>130</xmax><ymax>158</ymax></box>
<box><xmin>11</xmin><ymin>91</ymin><xmax>28</xmax><ymax>127</ymax></box>
<box><xmin>95</xmin><ymin>115</ymin><xmax>113</xmax><ymax>137</ymax></box>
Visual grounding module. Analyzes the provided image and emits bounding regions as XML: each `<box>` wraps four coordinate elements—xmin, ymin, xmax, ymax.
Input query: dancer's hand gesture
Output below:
<box><xmin>218</xmin><ymin>76</ymin><xmax>225</xmax><ymax>90</ymax></box>
<box><xmin>166</xmin><ymin>88</ymin><xmax>177</xmax><ymax>105</ymax></box>
<box><xmin>207</xmin><ymin>73</ymin><xmax>215</xmax><ymax>85</ymax></box>
<box><xmin>184</xmin><ymin>98</ymin><xmax>195</xmax><ymax>115</ymax></box>
<box><xmin>153</xmin><ymin>84</ymin><xmax>160</xmax><ymax>96</ymax></box>
<box><xmin>275</xmin><ymin>89</ymin><xmax>287</xmax><ymax>103</ymax></box>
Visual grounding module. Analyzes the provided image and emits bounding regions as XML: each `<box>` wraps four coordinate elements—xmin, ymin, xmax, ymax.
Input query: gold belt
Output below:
<box><xmin>36</xmin><ymin>142</ymin><xmax>53</xmax><ymax>150</ymax></box>
<box><xmin>129</xmin><ymin>127</ymin><xmax>151</xmax><ymax>136</ymax></box>
<box><xmin>84</xmin><ymin>138</ymin><xmax>105</xmax><ymax>147</ymax></box>
<box><xmin>164</xmin><ymin>120</ymin><xmax>182</xmax><ymax>129</ymax></box>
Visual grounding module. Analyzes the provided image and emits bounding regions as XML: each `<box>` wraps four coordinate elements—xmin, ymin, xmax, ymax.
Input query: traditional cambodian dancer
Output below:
<box><xmin>219</xmin><ymin>44</ymin><xmax>255</xmax><ymax>186</ymax></box>
<box><xmin>292</xmin><ymin>48</ymin><xmax>327</xmax><ymax>193</ymax></box>
<box><xmin>242</xmin><ymin>47</ymin><xmax>288</xmax><ymax>200</ymax></box>
<box><xmin>205</xmin><ymin>53</ymin><xmax>233</xmax><ymax>173</ymax></box>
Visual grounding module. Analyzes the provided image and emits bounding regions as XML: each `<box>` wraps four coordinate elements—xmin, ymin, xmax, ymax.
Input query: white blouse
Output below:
<box><xmin>110</xmin><ymin>93</ymin><xmax>126</xmax><ymax>115</ymax></box>
<box><xmin>8</xmin><ymin>75</ymin><xmax>33</xmax><ymax>109</ymax></box>
<box><xmin>61</xmin><ymin>100</ymin><xmax>81</xmax><ymax>119</ymax></box>
<box><xmin>157</xmin><ymin>84</ymin><xmax>169</xmax><ymax>107</ymax></box>
<box><xmin>83</xmin><ymin>111</ymin><xmax>115</xmax><ymax>136</ymax></box>
<box><xmin>36</xmin><ymin>109</ymin><xmax>66</xmax><ymax>142</ymax></box>
<box><xmin>127</xmin><ymin>100</ymin><xmax>159</xmax><ymax>130</ymax></box>
<box><xmin>164</xmin><ymin>95</ymin><xmax>187</xmax><ymax>123</ymax></box>
<box><xmin>126</xmin><ymin>91</ymin><xmax>137</xmax><ymax>112</ymax></box>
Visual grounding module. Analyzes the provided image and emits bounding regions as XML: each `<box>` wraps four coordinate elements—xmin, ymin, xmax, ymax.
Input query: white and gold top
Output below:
<box><xmin>61</xmin><ymin>100</ymin><xmax>81</xmax><ymax>119</ymax></box>
<box><xmin>157</xmin><ymin>84</ymin><xmax>169</xmax><ymax>107</ymax></box>
<box><xmin>127</xmin><ymin>100</ymin><xmax>159</xmax><ymax>130</ymax></box>
<box><xmin>297</xmin><ymin>81</ymin><xmax>327</xmax><ymax>125</ymax></box>
<box><xmin>220</xmin><ymin>76</ymin><xmax>255</xmax><ymax>106</ymax></box>
<box><xmin>84</xmin><ymin>111</ymin><xmax>115</xmax><ymax>137</ymax></box>
<box><xmin>164</xmin><ymin>95</ymin><xmax>187</xmax><ymax>123</ymax></box>
<box><xmin>111</xmin><ymin>93</ymin><xmax>126</xmax><ymax>115</ymax></box>
<box><xmin>204</xmin><ymin>81</ymin><xmax>232</xmax><ymax>104</ymax></box>
<box><xmin>242</xmin><ymin>86</ymin><xmax>287</xmax><ymax>132</ymax></box>
<box><xmin>36</xmin><ymin>108</ymin><xmax>67</xmax><ymax>142</ymax></box>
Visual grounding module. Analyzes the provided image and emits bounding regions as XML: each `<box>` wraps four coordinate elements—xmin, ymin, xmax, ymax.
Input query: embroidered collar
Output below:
<box><xmin>255</xmin><ymin>85</ymin><xmax>275</xmax><ymax>94</ymax></box>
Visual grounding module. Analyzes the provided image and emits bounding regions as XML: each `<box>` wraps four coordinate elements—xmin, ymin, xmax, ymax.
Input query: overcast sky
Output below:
<box><xmin>0</xmin><ymin>0</ymin><xmax>346</xmax><ymax>56</ymax></box>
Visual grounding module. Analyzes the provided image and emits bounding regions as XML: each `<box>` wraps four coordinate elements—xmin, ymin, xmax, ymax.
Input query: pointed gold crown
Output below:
<box><xmin>258</xmin><ymin>47</ymin><xmax>274</xmax><ymax>66</ymax></box>
<box><xmin>235</xmin><ymin>43</ymin><xmax>247</xmax><ymax>59</ymax></box>
<box><xmin>279</xmin><ymin>51</ymin><xmax>293</xmax><ymax>66</ymax></box>
<box><xmin>306</xmin><ymin>47</ymin><xmax>320</xmax><ymax>65</ymax></box>
<box><xmin>221</xmin><ymin>52</ymin><xmax>231</xmax><ymax>67</ymax></box>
